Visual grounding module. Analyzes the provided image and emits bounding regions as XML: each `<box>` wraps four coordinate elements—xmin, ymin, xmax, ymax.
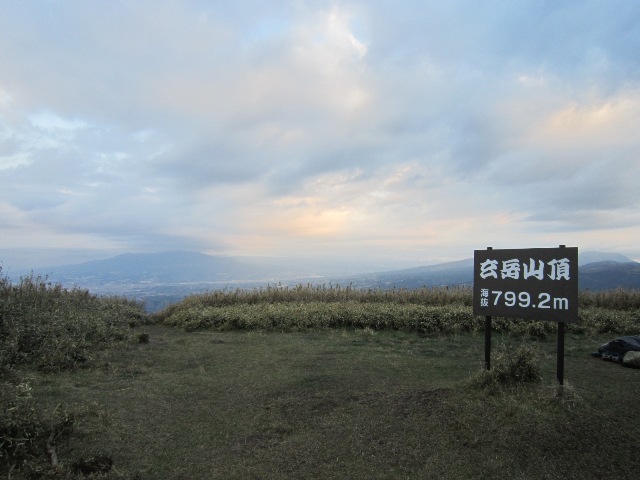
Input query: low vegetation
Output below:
<box><xmin>1</xmin><ymin>271</ymin><xmax>147</xmax><ymax>375</ymax></box>
<box><xmin>2</xmin><ymin>273</ymin><xmax>639</xmax><ymax>478</ymax></box>
<box><xmin>155</xmin><ymin>283</ymin><xmax>640</xmax><ymax>337</ymax></box>
<box><xmin>469</xmin><ymin>343</ymin><xmax>543</xmax><ymax>391</ymax></box>
<box><xmin>1</xmin><ymin>269</ymin><xmax>147</xmax><ymax>477</ymax></box>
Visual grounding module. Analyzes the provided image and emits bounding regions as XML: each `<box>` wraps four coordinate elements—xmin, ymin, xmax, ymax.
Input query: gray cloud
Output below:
<box><xmin>1</xmin><ymin>0</ymin><xmax>640</xmax><ymax>269</ymax></box>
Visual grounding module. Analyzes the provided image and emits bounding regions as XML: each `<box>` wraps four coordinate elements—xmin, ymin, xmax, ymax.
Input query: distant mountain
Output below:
<box><xmin>28</xmin><ymin>251</ymin><xmax>640</xmax><ymax>289</ymax></box>
<box><xmin>333</xmin><ymin>258</ymin><xmax>474</xmax><ymax>289</ymax></box>
<box><xmin>337</xmin><ymin>251</ymin><xmax>640</xmax><ymax>291</ymax></box>
<box><xmin>578</xmin><ymin>251</ymin><xmax>633</xmax><ymax>265</ymax></box>
<box><xmin>578</xmin><ymin>261</ymin><xmax>640</xmax><ymax>290</ymax></box>
<box><xmin>40</xmin><ymin>251</ymin><xmax>270</xmax><ymax>286</ymax></box>
<box><xmin>11</xmin><ymin>249</ymin><xmax>639</xmax><ymax>312</ymax></box>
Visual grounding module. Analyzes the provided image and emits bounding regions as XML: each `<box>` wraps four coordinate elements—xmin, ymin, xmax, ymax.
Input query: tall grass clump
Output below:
<box><xmin>0</xmin><ymin>269</ymin><xmax>147</xmax><ymax>373</ymax></box>
<box><xmin>157</xmin><ymin>284</ymin><xmax>640</xmax><ymax>336</ymax></box>
<box><xmin>1</xmin><ymin>380</ymin><xmax>74</xmax><ymax>476</ymax></box>
<box><xmin>469</xmin><ymin>344</ymin><xmax>542</xmax><ymax>392</ymax></box>
<box><xmin>155</xmin><ymin>284</ymin><xmax>482</xmax><ymax>334</ymax></box>
<box><xmin>579</xmin><ymin>288</ymin><xmax>640</xmax><ymax>310</ymax></box>
<box><xmin>157</xmin><ymin>283</ymin><xmax>471</xmax><ymax>316</ymax></box>
<box><xmin>156</xmin><ymin>284</ymin><xmax>480</xmax><ymax>333</ymax></box>
<box><xmin>161</xmin><ymin>301</ymin><xmax>483</xmax><ymax>334</ymax></box>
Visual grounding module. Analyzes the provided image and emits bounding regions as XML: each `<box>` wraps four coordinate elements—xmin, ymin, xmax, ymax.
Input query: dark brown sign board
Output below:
<box><xmin>473</xmin><ymin>246</ymin><xmax>578</xmax><ymax>385</ymax></box>
<box><xmin>473</xmin><ymin>246</ymin><xmax>578</xmax><ymax>323</ymax></box>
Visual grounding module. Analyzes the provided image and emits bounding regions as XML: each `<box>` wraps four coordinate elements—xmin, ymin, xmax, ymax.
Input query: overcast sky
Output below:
<box><xmin>1</xmin><ymin>0</ymin><xmax>640</xmax><ymax>272</ymax></box>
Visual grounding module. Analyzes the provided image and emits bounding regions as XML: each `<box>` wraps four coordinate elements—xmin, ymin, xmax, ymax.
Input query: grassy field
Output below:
<box><xmin>14</xmin><ymin>326</ymin><xmax>640</xmax><ymax>479</ymax></box>
<box><xmin>2</xmin><ymin>277</ymin><xmax>640</xmax><ymax>479</ymax></box>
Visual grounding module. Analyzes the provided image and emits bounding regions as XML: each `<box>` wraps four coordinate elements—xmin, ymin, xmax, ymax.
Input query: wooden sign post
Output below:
<box><xmin>473</xmin><ymin>246</ymin><xmax>578</xmax><ymax>385</ymax></box>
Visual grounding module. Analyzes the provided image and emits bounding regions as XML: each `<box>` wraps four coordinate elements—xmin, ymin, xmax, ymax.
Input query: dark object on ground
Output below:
<box><xmin>72</xmin><ymin>454</ymin><xmax>113</xmax><ymax>475</ymax></box>
<box><xmin>592</xmin><ymin>336</ymin><xmax>640</xmax><ymax>363</ymax></box>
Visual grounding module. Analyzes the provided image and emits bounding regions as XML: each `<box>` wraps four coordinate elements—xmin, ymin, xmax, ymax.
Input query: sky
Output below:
<box><xmin>1</xmin><ymin>0</ymin><xmax>640</xmax><ymax>273</ymax></box>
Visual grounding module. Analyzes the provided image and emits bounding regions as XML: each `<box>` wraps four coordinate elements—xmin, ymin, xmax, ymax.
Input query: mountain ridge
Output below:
<box><xmin>327</xmin><ymin>251</ymin><xmax>638</xmax><ymax>293</ymax></box>
<box><xmin>14</xmin><ymin>249</ymin><xmax>637</xmax><ymax>285</ymax></box>
<box><xmin>39</xmin><ymin>251</ymin><xmax>261</xmax><ymax>284</ymax></box>
<box><xmin>8</xmin><ymin>250</ymin><xmax>638</xmax><ymax>312</ymax></box>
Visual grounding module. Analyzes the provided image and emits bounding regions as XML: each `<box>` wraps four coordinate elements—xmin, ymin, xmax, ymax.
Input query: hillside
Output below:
<box><xmin>40</xmin><ymin>251</ymin><xmax>264</xmax><ymax>284</ymax></box>
<box><xmin>337</xmin><ymin>252</ymin><xmax>640</xmax><ymax>291</ymax></box>
<box><xmin>579</xmin><ymin>261</ymin><xmax>640</xmax><ymax>290</ymax></box>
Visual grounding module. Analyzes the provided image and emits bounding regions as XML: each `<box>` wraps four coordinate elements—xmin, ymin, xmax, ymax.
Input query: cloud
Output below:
<box><xmin>1</xmin><ymin>1</ymin><xmax>640</xmax><ymax>269</ymax></box>
<box><xmin>479</xmin><ymin>88</ymin><xmax>640</xmax><ymax>225</ymax></box>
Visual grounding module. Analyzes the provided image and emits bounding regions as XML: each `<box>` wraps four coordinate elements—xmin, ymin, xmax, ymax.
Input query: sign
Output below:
<box><xmin>473</xmin><ymin>247</ymin><xmax>578</xmax><ymax>323</ymax></box>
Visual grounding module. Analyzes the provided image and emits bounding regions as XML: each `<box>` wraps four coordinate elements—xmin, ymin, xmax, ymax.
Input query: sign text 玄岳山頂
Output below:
<box><xmin>473</xmin><ymin>247</ymin><xmax>578</xmax><ymax>322</ymax></box>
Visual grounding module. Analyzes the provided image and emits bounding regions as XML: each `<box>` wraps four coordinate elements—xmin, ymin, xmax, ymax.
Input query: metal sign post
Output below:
<box><xmin>557</xmin><ymin>321</ymin><xmax>565</xmax><ymax>385</ymax></box>
<box><xmin>473</xmin><ymin>246</ymin><xmax>578</xmax><ymax>384</ymax></box>
<box><xmin>485</xmin><ymin>315</ymin><xmax>492</xmax><ymax>370</ymax></box>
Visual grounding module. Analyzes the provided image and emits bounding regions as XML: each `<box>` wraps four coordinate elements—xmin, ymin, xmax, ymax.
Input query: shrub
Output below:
<box><xmin>0</xmin><ymin>270</ymin><xmax>148</xmax><ymax>372</ymax></box>
<box><xmin>156</xmin><ymin>284</ymin><xmax>640</xmax><ymax>336</ymax></box>
<box><xmin>469</xmin><ymin>344</ymin><xmax>542</xmax><ymax>391</ymax></box>
<box><xmin>0</xmin><ymin>381</ymin><xmax>74</xmax><ymax>475</ymax></box>
<box><xmin>153</xmin><ymin>284</ymin><xmax>474</xmax><ymax>323</ymax></box>
<box><xmin>579</xmin><ymin>288</ymin><xmax>640</xmax><ymax>311</ymax></box>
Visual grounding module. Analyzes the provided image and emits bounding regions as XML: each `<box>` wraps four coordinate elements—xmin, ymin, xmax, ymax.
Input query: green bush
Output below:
<box><xmin>161</xmin><ymin>300</ymin><xmax>484</xmax><ymax>334</ymax></box>
<box><xmin>579</xmin><ymin>288</ymin><xmax>640</xmax><ymax>310</ymax></box>
<box><xmin>0</xmin><ymin>269</ymin><xmax>147</xmax><ymax>476</ymax></box>
<box><xmin>153</xmin><ymin>284</ymin><xmax>473</xmax><ymax>323</ymax></box>
<box><xmin>1</xmin><ymin>270</ymin><xmax>147</xmax><ymax>372</ymax></box>
<box><xmin>157</xmin><ymin>284</ymin><xmax>640</xmax><ymax>336</ymax></box>
<box><xmin>469</xmin><ymin>344</ymin><xmax>542</xmax><ymax>391</ymax></box>
<box><xmin>0</xmin><ymin>381</ymin><xmax>73</xmax><ymax>475</ymax></box>
<box><xmin>569</xmin><ymin>307</ymin><xmax>640</xmax><ymax>335</ymax></box>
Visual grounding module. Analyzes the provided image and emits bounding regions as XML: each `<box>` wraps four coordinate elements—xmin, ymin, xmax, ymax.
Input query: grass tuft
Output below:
<box><xmin>469</xmin><ymin>343</ymin><xmax>542</xmax><ymax>392</ymax></box>
<box><xmin>547</xmin><ymin>382</ymin><xmax>584</xmax><ymax>410</ymax></box>
<box><xmin>0</xmin><ymin>380</ymin><xmax>74</xmax><ymax>475</ymax></box>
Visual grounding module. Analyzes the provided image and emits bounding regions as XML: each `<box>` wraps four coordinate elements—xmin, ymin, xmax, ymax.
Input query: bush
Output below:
<box><xmin>0</xmin><ymin>270</ymin><xmax>148</xmax><ymax>372</ymax></box>
<box><xmin>161</xmin><ymin>300</ymin><xmax>485</xmax><ymax>334</ymax></box>
<box><xmin>156</xmin><ymin>284</ymin><xmax>640</xmax><ymax>336</ymax></box>
<box><xmin>0</xmin><ymin>381</ymin><xmax>73</xmax><ymax>475</ymax></box>
<box><xmin>0</xmin><ymin>269</ymin><xmax>144</xmax><ymax>476</ymax></box>
<box><xmin>579</xmin><ymin>288</ymin><xmax>640</xmax><ymax>311</ymax></box>
<box><xmin>469</xmin><ymin>344</ymin><xmax>542</xmax><ymax>391</ymax></box>
<box><xmin>153</xmin><ymin>284</ymin><xmax>473</xmax><ymax>323</ymax></box>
